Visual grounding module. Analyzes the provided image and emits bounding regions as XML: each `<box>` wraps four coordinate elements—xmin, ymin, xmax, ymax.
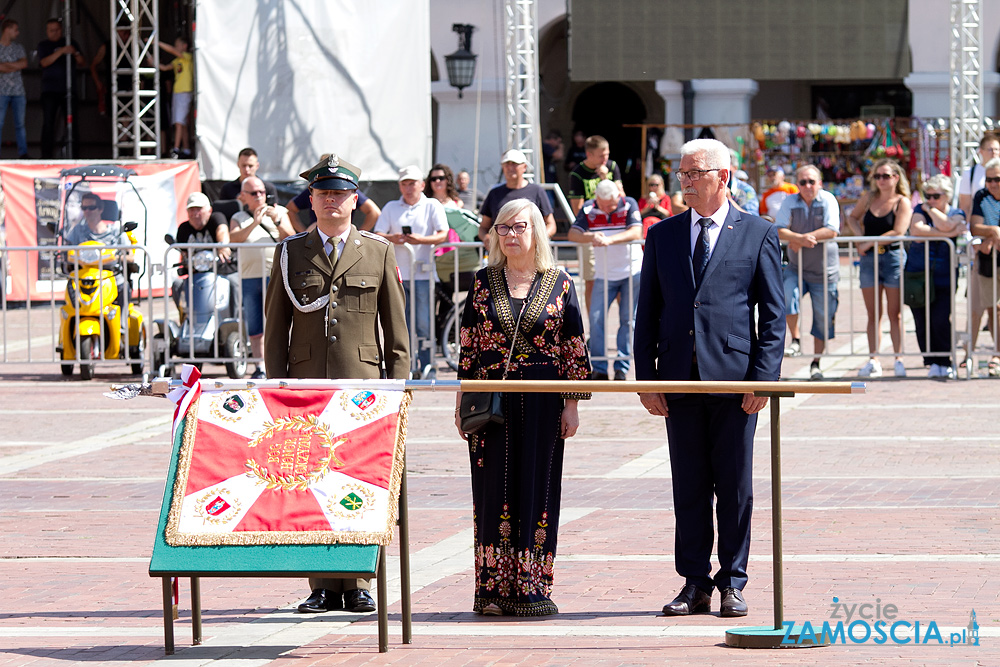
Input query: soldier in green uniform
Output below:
<box><xmin>264</xmin><ymin>154</ymin><xmax>410</xmax><ymax>614</ymax></box>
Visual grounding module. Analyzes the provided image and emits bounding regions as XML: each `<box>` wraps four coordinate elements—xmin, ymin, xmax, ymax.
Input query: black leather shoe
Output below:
<box><xmin>719</xmin><ymin>587</ymin><xmax>748</xmax><ymax>617</ymax></box>
<box><xmin>662</xmin><ymin>584</ymin><xmax>712</xmax><ymax>616</ymax></box>
<box><xmin>590</xmin><ymin>371</ymin><xmax>609</xmax><ymax>381</ymax></box>
<box><xmin>298</xmin><ymin>588</ymin><xmax>342</xmax><ymax>613</ymax></box>
<box><xmin>344</xmin><ymin>588</ymin><xmax>376</xmax><ymax>613</ymax></box>
<box><xmin>614</xmin><ymin>369</ymin><xmax>627</xmax><ymax>381</ymax></box>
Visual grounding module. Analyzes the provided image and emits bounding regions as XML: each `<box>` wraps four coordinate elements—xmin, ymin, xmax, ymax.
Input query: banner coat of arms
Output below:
<box><xmin>164</xmin><ymin>383</ymin><xmax>410</xmax><ymax>547</ymax></box>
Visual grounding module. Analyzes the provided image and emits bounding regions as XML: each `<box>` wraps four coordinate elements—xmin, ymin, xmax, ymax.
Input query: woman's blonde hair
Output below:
<box><xmin>921</xmin><ymin>174</ymin><xmax>954</xmax><ymax>201</ymax></box>
<box><xmin>867</xmin><ymin>159</ymin><xmax>910</xmax><ymax>198</ymax></box>
<box><xmin>486</xmin><ymin>199</ymin><xmax>555</xmax><ymax>272</ymax></box>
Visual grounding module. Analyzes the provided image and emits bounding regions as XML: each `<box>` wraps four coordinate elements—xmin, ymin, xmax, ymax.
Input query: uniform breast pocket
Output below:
<box><xmin>292</xmin><ymin>273</ymin><xmax>325</xmax><ymax>305</ymax></box>
<box><xmin>344</xmin><ymin>275</ymin><xmax>378</xmax><ymax>312</ymax></box>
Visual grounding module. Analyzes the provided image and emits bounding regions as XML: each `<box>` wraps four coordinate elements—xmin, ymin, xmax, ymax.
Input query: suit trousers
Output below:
<box><xmin>664</xmin><ymin>394</ymin><xmax>756</xmax><ymax>593</ymax></box>
<box><xmin>308</xmin><ymin>576</ymin><xmax>369</xmax><ymax>593</ymax></box>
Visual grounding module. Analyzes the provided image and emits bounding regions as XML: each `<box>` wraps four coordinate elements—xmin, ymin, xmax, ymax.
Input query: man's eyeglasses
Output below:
<box><xmin>798</xmin><ymin>179</ymin><xmax>816</xmax><ymax>186</ymax></box>
<box><xmin>495</xmin><ymin>222</ymin><xmax>530</xmax><ymax>236</ymax></box>
<box><xmin>924</xmin><ymin>193</ymin><xmax>944</xmax><ymax>200</ymax></box>
<box><xmin>428</xmin><ymin>175</ymin><xmax>447</xmax><ymax>182</ymax></box>
<box><xmin>872</xmin><ymin>173</ymin><xmax>896</xmax><ymax>181</ymax></box>
<box><xmin>81</xmin><ymin>205</ymin><xmax>100</xmax><ymax>211</ymax></box>
<box><xmin>986</xmin><ymin>177</ymin><xmax>1000</xmax><ymax>185</ymax></box>
<box><xmin>675</xmin><ymin>168</ymin><xmax>721</xmax><ymax>182</ymax></box>
<box><xmin>243</xmin><ymin>190</ymin><xmax>266</xmax><ymax>196</ymax></box>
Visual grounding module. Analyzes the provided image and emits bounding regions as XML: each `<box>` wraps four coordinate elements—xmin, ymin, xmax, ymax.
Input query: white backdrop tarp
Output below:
<box><xmin>195</xmin><ymin>0</ymin><xmax>431</xmax><ymax>183</ymax></box>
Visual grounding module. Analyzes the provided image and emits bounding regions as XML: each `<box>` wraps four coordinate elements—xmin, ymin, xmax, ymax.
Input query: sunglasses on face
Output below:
<box><xmin>243</xmin><ymin>190</ymin><xmax>266</xmax><ymax>196</ymax></box>
<box><xmin>81</xmin><ymin>205</ymin><xmax>100</xmax><ymax>211</ymax></box>
<box><xmin>986</xmin><ymin>177</ymin><xmax>1000</xmax><ymax>184</ymax></box>
<box><xmin>428</xmin><ymin>175</ymin><xmax>447</xmax><ymax>182</ymax></box>
<box><xmin>798</xmin><ymin>179</ymin><xmax>816</xmax><ymax>186</ymax></box>
<box><xmin>924</xmin><ymin>193</ymin><xmax>944</xmax><ymax>200</ymax></box>
<box><xmin>872</xmin><ymin>173</ymin><xmax>895</xmax><ymax>181</ymax></box>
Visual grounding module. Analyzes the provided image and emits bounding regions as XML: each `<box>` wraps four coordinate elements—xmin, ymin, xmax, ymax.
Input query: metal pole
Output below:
<box><xmin>377</xmin><ymin>547</ymin><xmax>388</xmax><ymax>653</ymax></box>
<box><xmin>398</xmin><ymin>457</ymin><xmax>412</xmax><ymax>644</ymax></box>
<box><xmin>769</xmin><ymin>396</ymin><xmax>783</xmax><ymax>631</ymax></box>
<box><xmin>63</xmin><ymin>1</ymin><xmax>73</xmax><ymax>158</ymax></box>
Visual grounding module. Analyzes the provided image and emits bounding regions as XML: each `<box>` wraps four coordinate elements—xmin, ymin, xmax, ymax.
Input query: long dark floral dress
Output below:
<box><xmin>458</xmin><ymin>265</ymin><xmax>591</xmax><ymax>615</ymax></box>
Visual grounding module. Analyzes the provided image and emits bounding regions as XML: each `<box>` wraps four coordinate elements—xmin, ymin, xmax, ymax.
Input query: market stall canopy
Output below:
<box><xmin>569</xmin><ymin>0</ymin><xmax>910</xmax><ymax>82</ymax></box>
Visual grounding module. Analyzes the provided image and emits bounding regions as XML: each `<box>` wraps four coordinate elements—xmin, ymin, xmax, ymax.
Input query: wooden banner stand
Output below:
<box><xmin>142</xmin><ymin>377</ymin><xmax>863</xmax><ymax>655</ymax></box>
<box><xmin>148</xmin><ymin>416</ymin><xmax>413</xmax><ymax>654</ymax></box>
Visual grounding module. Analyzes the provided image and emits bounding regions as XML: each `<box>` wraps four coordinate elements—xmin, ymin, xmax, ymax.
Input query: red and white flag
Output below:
<box><xmin>164</xmin><ymin>382</ymin><xmax>409</xmax><ymax>546</ymax></box>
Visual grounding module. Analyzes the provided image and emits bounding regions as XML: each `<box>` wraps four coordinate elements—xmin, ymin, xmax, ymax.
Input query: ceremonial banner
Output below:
<box><xmin>164</xmin><ymin>382</ymin><xmax>410</xmax><ymax>547</ymax></box>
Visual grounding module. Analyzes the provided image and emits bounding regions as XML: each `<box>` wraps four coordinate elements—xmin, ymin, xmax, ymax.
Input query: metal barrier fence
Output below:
<box><xmin>786</xmin><ymin>235</ymin><xmax>997</xmax><ymax>379</ymax></box>
<box><xmin>4</xmin><ymin>235</ymin><xmax>998</xmax><ymax>380</ymax></box>
<box><xmin>0</xmin><ymin>243</ymin><xmax>154</xmax><ymax>377</ymax></box>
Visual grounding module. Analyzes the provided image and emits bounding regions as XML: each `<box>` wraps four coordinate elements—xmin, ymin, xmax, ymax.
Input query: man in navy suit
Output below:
<box><xmin>634</xmin><ymin>138</ymin><xmax>784</xmax><ymax>618</ymax></box>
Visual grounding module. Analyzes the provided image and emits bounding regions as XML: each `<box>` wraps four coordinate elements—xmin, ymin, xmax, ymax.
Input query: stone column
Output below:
<box><xmin>655</xmin><ymin>80</ymin><xmax>686</xmax><ymax>156</ymax></box>
<box><xmin>906</xmin><ymin>71</ymin><xmax>1000</xmax><ymax>119</ymax></box>
<box><xmin>690</xmin><ymin>78</ymin><xmax>759</xmax><ymax>125</ymax></box>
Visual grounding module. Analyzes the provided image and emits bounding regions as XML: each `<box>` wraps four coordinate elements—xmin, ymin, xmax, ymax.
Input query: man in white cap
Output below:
<box><xmin>477</xmin><ymin>148</ymin><xmax>556</xmax><ymax>241</ymax></box>
<box><xmin>175</xmin><ymin>192</ymin><xmax>231</xmax><ymax>261</ymax></box>
<box><xmin>374</xmin><ymin>165</ymin><xmax>449</xmax><ymax>378</ymax></box>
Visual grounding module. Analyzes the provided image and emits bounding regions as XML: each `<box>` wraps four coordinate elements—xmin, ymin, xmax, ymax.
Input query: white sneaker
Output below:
<box><xmin>784</xmin><ymin>340</ymin><xmax>802</xmax><ymax>357</ymax></box>
<box><xmin>859</xmin><ymin>359</ymin><xmax>882</xmax><ymax>378</ymax></box>
<box><xmin>943</xmin><ymin>366</ymin><xmax>956</xmax><ymax>379</ymax></box>
<box><xmin>927</xmin><ymin>364</ymin><xmax>942</xmax><ymax>378</ymax></box>
<box><xmin>894</xmin><ymin>360</ymin><xmax>906</xmax><ymax>377</ymax></box>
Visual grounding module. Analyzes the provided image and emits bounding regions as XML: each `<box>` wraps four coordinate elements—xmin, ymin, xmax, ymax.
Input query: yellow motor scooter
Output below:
<box><xmin>58</xmin><ymin>235</ymin><xmax>145</xmax><ymax>380</ymax></box>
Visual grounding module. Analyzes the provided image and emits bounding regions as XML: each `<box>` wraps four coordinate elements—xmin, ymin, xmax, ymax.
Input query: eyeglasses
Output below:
<box><xmin>872</xmin><ymin>173</ymin><xmax>896</xmax><ymax>181</ymax></box>
<box><xmin>675</xmin><ymin>168</ymin><xmax>721</xmax><ymax>182</ymax></box>
<box><xmin>428</xmin><ymin>175</ymin><xmax>447</xmax><ymax>182</ymax></box>
<box><xmin>798</xmin><ymin>179</ymin><xmax>816</xmax><ymax>186</ymax></box>
<box><xmin>81</xmin><ymin>205</ymin><xmax>100</xmax><ymax>211</ymax></box>
<box><xmin>495</xmin><ymin>222</ymin><xmax>530</xmax><ymax>236</ymax></box>
<box><xmin>986</xmin><ymin>177</ymin><xmax>1000</xmax><ymax>184</ymax></box>
<box><xmin>243</xmin><ymin>190</ymin><xmax>266</xmax><ymax>196</ymax></box>
<box><xmin>924</xmin><ymin>193</ymin><xmax>944</xmax><ymax>200</ymax></box>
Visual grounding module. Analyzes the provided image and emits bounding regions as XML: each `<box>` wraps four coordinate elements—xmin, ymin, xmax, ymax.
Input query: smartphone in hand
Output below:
<box><xmin>265</xmin><ymin>195</ymin><xmax>276</xmax><ymax>207</ymax></box>
<box><xmin>401</xmin><ymin>225</ymin><xmax>412</xmax><ymax>235</ymax></box>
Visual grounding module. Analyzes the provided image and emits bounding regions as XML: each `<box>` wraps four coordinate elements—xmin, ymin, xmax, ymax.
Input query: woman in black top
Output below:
<box><xmin>846</xmin><ymin>159</ymin><xmax>912</xmax><ymax>378</ymax></box>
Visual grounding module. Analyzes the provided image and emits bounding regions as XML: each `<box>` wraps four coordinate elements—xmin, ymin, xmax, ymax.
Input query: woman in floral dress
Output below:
<box><xmin>454</xmin><ymin>199</ymin><xmax>591</xmax><ymax>616</ymax></box>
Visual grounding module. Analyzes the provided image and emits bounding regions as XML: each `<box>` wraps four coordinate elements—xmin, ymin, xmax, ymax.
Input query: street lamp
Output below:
<box><xmin>445</xmin><ymin>24</ymin><xmax>477</xmax><ymax>99</ymax></box>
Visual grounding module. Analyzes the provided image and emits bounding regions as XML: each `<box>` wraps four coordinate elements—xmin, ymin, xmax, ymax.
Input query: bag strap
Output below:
<box><xmin>501</xmin><ymin>271</ymin><xmax>541</xmax><ymax>380</ymax></box>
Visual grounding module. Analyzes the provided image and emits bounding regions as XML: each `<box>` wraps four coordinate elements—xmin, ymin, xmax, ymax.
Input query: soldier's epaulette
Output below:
<box><xmin>358</xmin><ymin>229</ymin><xmax>390</xmax><ymax>245</ymax></box>
<box><xmin>281</xmin><ymin>231</ymin><xmax>308</xmax><ymax>245</ymax></box>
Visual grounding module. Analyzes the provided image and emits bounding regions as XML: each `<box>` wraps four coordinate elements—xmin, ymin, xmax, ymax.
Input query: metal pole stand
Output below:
<box><xmin>725</xmin><ymin>392</ymin><xmax>829</xmax><ymax>649</ymax></box>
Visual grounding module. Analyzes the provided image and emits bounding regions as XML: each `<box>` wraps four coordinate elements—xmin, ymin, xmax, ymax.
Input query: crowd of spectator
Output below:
<box><xmin>173</xmin><ymin>120</ymin><xmax>1000</xmax><ymax>384</ymax></box>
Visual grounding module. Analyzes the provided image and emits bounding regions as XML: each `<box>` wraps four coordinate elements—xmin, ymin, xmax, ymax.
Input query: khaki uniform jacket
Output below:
<box><xmin>264</xmin><ymin>226</ymin><xmax>410</xmax><ymax>380</ymax></box>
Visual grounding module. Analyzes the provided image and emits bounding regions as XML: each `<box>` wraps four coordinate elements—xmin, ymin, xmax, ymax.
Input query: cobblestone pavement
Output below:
<box><xmin>0</xmin><ymin>285</ymin><xmax>998</xmax><ymax>665</ymax></box>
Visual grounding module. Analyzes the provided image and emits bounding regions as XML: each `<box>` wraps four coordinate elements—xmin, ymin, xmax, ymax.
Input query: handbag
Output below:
<box><xmin>459</xmin><ymin>271</ymin><xmax>539</xmax><ymax>434</ymax></box>
<box><xmin>903</xmin><ymin>270</ymin><xmax>934</xmax><ymax>308</ymax></box>
<box><xmin>459</xmin><ymin>390</ymin><xmax>504</xmax><ymax>434</ymax></box>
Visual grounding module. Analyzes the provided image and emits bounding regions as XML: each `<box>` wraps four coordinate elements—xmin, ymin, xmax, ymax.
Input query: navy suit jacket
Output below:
<box><xmin>634</xmin><ymin>206</ymin><xmax>785</xmax><ymax>386</ymax></box>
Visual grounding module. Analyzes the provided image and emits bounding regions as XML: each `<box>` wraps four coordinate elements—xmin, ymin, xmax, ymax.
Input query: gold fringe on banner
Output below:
<box><xmin>163</xmin><ymin>389</ymin><xmax>411</xmax><ymax>547</ymax></box>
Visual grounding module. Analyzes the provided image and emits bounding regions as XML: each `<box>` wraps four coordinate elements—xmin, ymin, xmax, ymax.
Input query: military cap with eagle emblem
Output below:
<box><xmin>300</xmin><ymin>153</ymin><xmax>361</xmax><ymax>190</ymax></box>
